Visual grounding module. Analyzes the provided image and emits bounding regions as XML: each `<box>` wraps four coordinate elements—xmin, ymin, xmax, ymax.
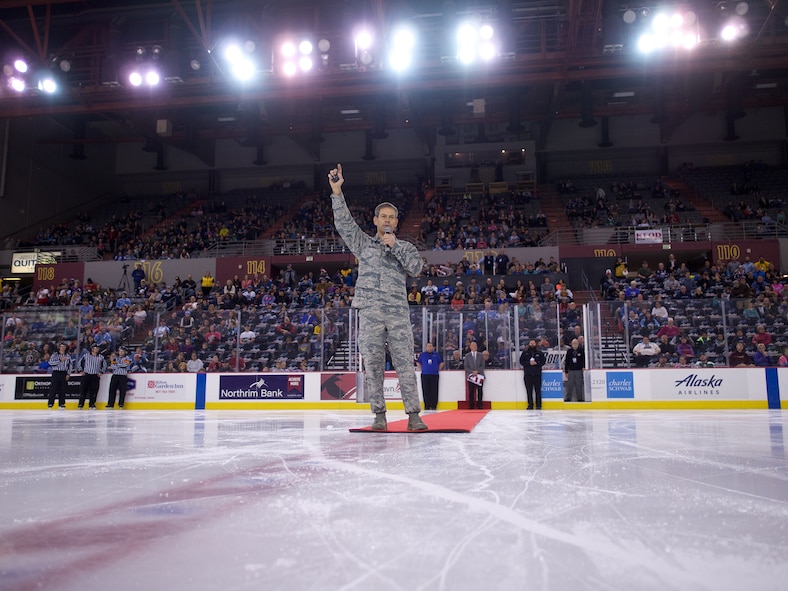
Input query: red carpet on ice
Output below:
<box><xmin>349</xmin><ymin>410</ymin><xmax>489</xmax><ymax>433</ymax></box>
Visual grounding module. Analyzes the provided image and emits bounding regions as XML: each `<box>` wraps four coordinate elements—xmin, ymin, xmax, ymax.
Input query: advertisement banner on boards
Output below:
<box><xmin>383</xmin><ymin>371</ymin><xmax>402</xmax><ymax>400</ymax></box>
<box><xmin>606</xmin><ymin>371</ymin><xmax>635</xmax><ymax>398</ymax></box>
<box><xmin>650</xmin><ymin>369</ymin><xmax>749</xmax><ymax>400</ymax></box>
<box><xmin>15</xmin><ymin>376</ymin><xmax>82</xmax><ymax>399</ymax></box>
<box><xmin>218</xmin><ymin>374</ymin><xmax>304</xmax><ymax>400</ymax></box>
<box><xmin>131</xmin><ymin>375</ymin><xmax>193</xmax><ymax>401</ymax></box>
<box><xmin>320</xmin><ymin>373</ymin><xmax>358</xmax><ymax>400</ymax></box>
<box><xmin>541</xmin><ymin>371</ymin><xmax>564</xmax><ymax>399</ymax></box>
<box><xmin>14</xmin><ymin>376</ymin><xmax>137</xmax><ymax>400</ymax></box>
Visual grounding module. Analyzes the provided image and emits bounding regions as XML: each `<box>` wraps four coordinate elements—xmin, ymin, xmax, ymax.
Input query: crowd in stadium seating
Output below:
<box><xmin>13</xmin><ymin>190</ymin><xmax>289</xmax><ymax>261</ymax></box>
<box><xmin>112</xmin><ymin>197</ymin><xmax>286</xmax><ymax>260</ymax></box>
<box><xmin>5</xmin><ymin>166</ymin><xmax>788</xmax><ymax>373</ymax></box>
<box><xmin>272</xmin><ymin>184</ymin><xmax>415</xmax><ymax>254</ymax></box>
<box><xmin>2</xmin><ymin>263</ymin><xmax>360</xmax><ymax>373</ymax></box>
<box><xmin>423</xmin><ymin>190</ymin><xmax>547</xmax><ymax>250</ymax></box>
<box><xmin>604</xmin><ymin>252</ymin><xmax>788</xmax><ymax>367</ymax></box>
<box><xmin>561</xmin><ymin>176</ymin><xmax>691</xmax><ymax>229</ymax></box>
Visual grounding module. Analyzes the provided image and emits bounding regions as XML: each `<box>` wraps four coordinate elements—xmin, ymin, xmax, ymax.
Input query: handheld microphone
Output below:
<box><xmin>384</xmin><ymin>227</ymin><xmax>392</xmax><ymax>253</ymax></box>
<box><xmin>330</xmin><ymin>173</ymin><xmax>339</xmax><ymax>183</ymax></box>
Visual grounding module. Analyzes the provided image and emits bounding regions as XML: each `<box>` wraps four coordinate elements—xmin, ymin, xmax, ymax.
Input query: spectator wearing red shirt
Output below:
<box><xmin>276</xmin><ymin>316</ymin><xmax>296</xmax><ymax>336</ymax></box>
<box><xmin>656</xmin><ymin>318</ymin><xmax>681</xmax><ymax>339</ymax></box>
<box><xmin>163</xmin><ymin>337</ymin><xmax>180</xmax><ymax>358</ymax></box>
<box><xmin>206</xmin><ymin>354</ymin><xmax>222</xmax><ymax>372</ymax></box>
<box><xmin>752</xmin><ymin>324</ymin><xmax>772</xmax><ymax>347</ymax></box>
<box><xmin>227</xmin><ymin>349</ymin><xmax>247</xmax><ymax>372</ymax></box>
<box><xmin>204</xmin><ymin>324</ymin><xmax>222</xmax><ymax>346</ymax></box>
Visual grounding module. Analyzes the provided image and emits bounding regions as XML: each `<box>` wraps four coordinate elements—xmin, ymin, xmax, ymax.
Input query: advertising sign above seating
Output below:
<box><xmin>12</xmin><ymin>251</ymin><xmax>61</xmax><ymax>274</ymax></box>
<box><xmin>634</xmin><ymin>229</ymin><xmax>664</xmax><ymax>244</ymax></box>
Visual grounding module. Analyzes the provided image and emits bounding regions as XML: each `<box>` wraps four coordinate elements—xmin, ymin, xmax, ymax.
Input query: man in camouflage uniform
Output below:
<box><xmin>329</xmin><ymin>163</ymin><xmax>428</xmax><ymax>431</ymax></box>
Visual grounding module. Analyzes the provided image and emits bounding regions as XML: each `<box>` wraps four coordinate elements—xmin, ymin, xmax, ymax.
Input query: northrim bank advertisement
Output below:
<box><xmin>219</xmin><ymin>375</ymin><xmax>304</xmax><ymax>400</ymax></box>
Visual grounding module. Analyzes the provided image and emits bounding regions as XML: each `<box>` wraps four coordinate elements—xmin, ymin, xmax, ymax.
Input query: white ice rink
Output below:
<box><xmin>0</xmin><ymin>409</ymin><xmax>786</xmax><ymax>591</ymax></box>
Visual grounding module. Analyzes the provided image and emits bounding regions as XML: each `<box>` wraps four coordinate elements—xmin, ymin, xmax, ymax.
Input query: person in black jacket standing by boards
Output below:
<box><xmin>520</xmin><ymin>339</ymin><xmax>546</xmax><ymax>410</ymax></box>
<box><xmin>563</xmin><ymin>338</ymin><xmax>586</xmax><ymax>402</ymax></box>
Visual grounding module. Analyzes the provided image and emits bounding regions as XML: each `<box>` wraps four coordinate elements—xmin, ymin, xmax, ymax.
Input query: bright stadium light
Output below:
<box><xmin>38</xmin><ymin>77</ymin><xmax>57</xmax><ymax>93</ymax></box>
<box><xmin>355</xmin><ymin>30</ymin><xmax>373</xmax><ymax>51</ymax></box>
<box><xmin>225</xmin><ymin>44</ymin><xmax>243</xmax><ymax>62</ymax></box>
<box><xmin>652</xmin><ymin>13</ymin><xmax>670</xmax><ymax>33</ymax></box>
<box><xmin>229</xmin><ymin>54</ymin><xmax>256</xmax><ymax>80</ymax></box>
<box><xmin>282</xmin><ymin>61</ymin><xmax>297</xmax><ymax>77</ymax></box>
<box><xmin>9</xmin><ymin>77</ymin><xmax>25</xmax><ymax>92</ymax></box>
<box><xmin>479</xmin><ymin>42</ymin><xmax>496</xmax><ymax>61</ymax></box>
<box><xmin>455</xmin><ymin>21</ymin><xmax>497</xmax><ymax>64</ymax></box>
<box><xmin>281</xmin><ymin>42</ymin><xmax>296</xmax><ymax>58</ymax></box>
<box><xmin>222</xmin><ymin>41</ymin><xmax>262</xmax><ymax>82</ymax></box>
<box><xmin>234</xmin><ymin>60</ymin><xmax>256</xmax><ymax>80</ymax></box>
<box><xmin>721</xmin><ymin>24</ymin><xmax>739</xmax><ymax>41</ymax></box>
<box><xmin>389</xmin><ymin>26</ymin><xmax>416</xmax><ymax>72</ymax></box>
<box><xmin>145</xmin><ymin>69</ymin><xmax>160</xmax><ymax>86</ymax></box>
<box><xmin>638</xmin><ymin>33</ymin><xmax>656</xmax><ymax>54</ymax></box>
<box><xmin>635</xmin><ymin>9</ymin><xmax>700</xmax><ymax>53</ymax></box>
<box><xmin>278</xmin><ymin>37</ymin><xmax>314</xmax><ymax>75</ymax></box>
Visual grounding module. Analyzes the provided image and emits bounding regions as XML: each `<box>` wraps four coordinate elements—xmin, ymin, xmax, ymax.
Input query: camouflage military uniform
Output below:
<box><xmin>331</xmin><ymin>192</ymin><xmax>423</xmax><ymax>415</ymax></box>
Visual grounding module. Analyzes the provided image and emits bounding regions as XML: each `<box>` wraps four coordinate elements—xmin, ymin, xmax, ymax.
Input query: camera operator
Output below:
<box><xmin>131</xmin><ymin>263</ymin><xmax>146</xmax><ymax>292</ymax></box>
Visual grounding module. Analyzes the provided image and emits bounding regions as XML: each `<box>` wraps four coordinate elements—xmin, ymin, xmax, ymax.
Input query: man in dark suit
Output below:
<box><xmin>520</xmin><ymin>339</ymin><xmax>546</xmax><ymax>410</ymax></box>
<box><xmin>463</xmin><ymin>341</ymin><xmax>486</xmax><ymax>409</ymax></box>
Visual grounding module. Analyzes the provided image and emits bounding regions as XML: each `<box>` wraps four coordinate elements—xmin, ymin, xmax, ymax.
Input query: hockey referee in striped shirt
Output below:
<box><xmin>47</xmin><ymin>343</ymin><xmax>74</xmax><ymax>409</ymax></box>
<box><xmin>77</xmin><ymin>344</ymin><xmax>107</xmax><ymax>409</ymax></box>
<box><xmin>106</xmin><ymin>347</ymin><xmax>132</xmax><ymax>409</ymax></box>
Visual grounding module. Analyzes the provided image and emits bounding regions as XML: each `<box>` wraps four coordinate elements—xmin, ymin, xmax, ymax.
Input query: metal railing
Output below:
<box><xmin>0</xmin><ymin>302</ymin><xmax>582</xmax><ymax>373</ymax></box>
<box><xmin>5</xmin><ymin>294</ymin><xmax>785</xmax><ymax>374</ymax></box>
<box><xmin>539</xmin><ymin>221</ymin><xmax>788</xmax><ymax>246</ymax></box>
<box><xmin>585</xmin><ymin>296</ymin><xmax>785</xmax><ymax>369</ymax></box>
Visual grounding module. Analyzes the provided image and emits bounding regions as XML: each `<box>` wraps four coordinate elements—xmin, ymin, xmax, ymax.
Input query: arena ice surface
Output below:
<box><xmin>0</xmin><ymin>410</ymin><xmax>786</xmax><ymax>591</ymax></box>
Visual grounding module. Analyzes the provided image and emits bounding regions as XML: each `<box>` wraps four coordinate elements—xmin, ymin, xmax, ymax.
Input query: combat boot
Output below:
<box><xmin>370</xmin><ymin>412</ymin><xmax>388</xmax><ymax>431</ymax></box>
<box><xmin>407</xmin><ymin>413</ymin><xmax>428</xmax><ymax>431</ymax></box>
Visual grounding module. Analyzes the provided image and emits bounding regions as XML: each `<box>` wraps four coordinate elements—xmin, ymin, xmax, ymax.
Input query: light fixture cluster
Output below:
<box><xmin>125</xmin><ymin>45</ymin><xmax>163</xmax><ymax>87</ymax></box>
<box><xmin>3</xmin><ymin>5</ymin><xmax>774</xmax><ymax>97</ymax></box>
<box><xmin>279</xmin><ymin>38</ymin><xmax>316</xmax><ymax>77</ymax></box>
<box><xmin>1</xmin><ymin>57</ymin><xmax>58</xmax><ymax>95</ymax></box>
<box><xmin>718</xmin><ymin>1</ymin><xmax>751</xmax><ymax>42</ymax></box>
<box><xmin>622</xmin><ymin>2</ymin><xmax>758</xmax><ymax>53</ymax></box>
<box><xmin>635</xmin><ymin>11</ymin><xmax>700</xmax><ymax>53</ymax></box>
<box><xmin>223</xmin><ymin>41</ymin><xmax>260</xmax><ymax>81</ymax></box>
<box><xmin>455</xmin><ymin>20</ymin><xmax>499</xmax><ymax>64</ymax></box>
<box><xmin>388</xmin><ymin>27</ymin><xmax>416</xmax><ymax>72</ymax></box>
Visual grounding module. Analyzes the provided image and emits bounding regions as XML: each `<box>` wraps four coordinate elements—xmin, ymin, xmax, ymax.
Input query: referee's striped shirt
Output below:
<box><xmin>49</xmin><ymin>353</ymin><xmax>74</xmax><ymax>373</ymax></box>
<box><xmin>79</xmin><ymin>354</ymin><xmax>107</xmax><ymax>375</ymax></box>
<box><xmin>111</xmin><ymin>355</ymin><xmax>132</xmax><ymax>375</ymax></box>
